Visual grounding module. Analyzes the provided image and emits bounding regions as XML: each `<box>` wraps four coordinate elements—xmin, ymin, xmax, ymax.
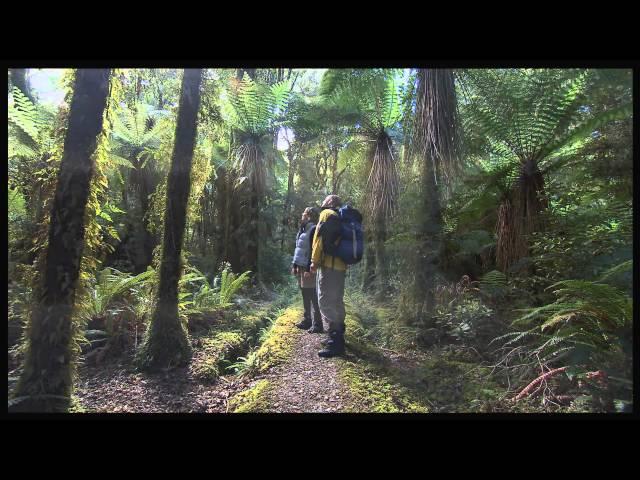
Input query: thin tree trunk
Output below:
<box><xmin>281</xmin><ymin>146</ymin><xmax>296</xmax><ymax>251</ymax></box>
<box><xmin>11</xmin><ymin>69</ymin><xmax>111</xmax><ymax>412</ymax></box>
<box><xmin>362</xmin><ymin>239</ymin><xmax>376</xmax><ymax>291</ymax></box>
<box><xmin>374</xmin><ymin>214</ymin><xmax>389</xmax><ymax>300</ymax></box>
<box><xmin>215</xmin><ymin>165</ymin><xmax>229</xmax><ymax>265</ymax></box>
<box><xmin>10</xmin><ymin>68</ymin><xmax>35</xmax><ymax>102</ymax></box>
<box><xmin>136</xmin><ymin>68</ymin><xmax>203</xmax><ymax>370</ymax></box>
<box><xmin>331</xmin><ymin>145</ymin><xmax>339</xmax><ymax>194</ymax></box>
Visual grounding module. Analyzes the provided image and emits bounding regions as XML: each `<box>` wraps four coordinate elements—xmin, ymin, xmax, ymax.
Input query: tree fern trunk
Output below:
<box><xmin>11</xmin><ymin>69</ymin><xmax>111</xmax><ymax>412</ymax></box>
<box><xmin>136</xmin><ymin>69</ymin><xmax>203</xmax><ymax>371</ymax></box>
<box><xmin>415</xmin><ymin>148</ymin><xmax>443</xmax><ymax>315</ymax></box>
<box><xmin>374</xmin><ymin>214</ymin><xmax>388</xmax><ymax>300</ymax></box>
<box><xmin>497</xmin><ymin>159</ymin><xmax>547</xmax><ymax>274</ymax></box>
<box><xmin>362</xmin><ymin>234</ymin><xmax>376</xmax><ymax>291</ymax></box>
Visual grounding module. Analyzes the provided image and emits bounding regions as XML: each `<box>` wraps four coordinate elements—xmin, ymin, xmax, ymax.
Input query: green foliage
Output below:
<box><xmin>478</xmin><ymin>270</ymin><xmax>509</xmax><ymax>302</ymax></box>
<box><xmin>322</xmin><ymin>68</ymin><xmax>404</xmax><ymax>133</ymax></box>
<box><xmin>223</xmin><ymin>74</ymin><xmax>290</xmax><ymax>136</ymax></box>
<box><xmin>501</xmin><ymin>277</ymin><xmax>632</xmax><ymax>377</ymax></box>
<box><xmin>227</xmin><ymin>347</ymin><xmax>263</xmax><ymax>378</ymax></box>
<box><xmin>8</xmin><ymin>86</ymin><xmax>43</xmax><ymax>145</ymax></box>
<box><xmin>188</xmin><ymin>265</ymin><xmax>252</xmax><ymax>311</ymax></box>
<box><xmin>190</xmin><ymin>331</ymin><xmax>246</xmax><ymax>381</ymax></box>
<box><xmin>77</xmin><ymin>267</ymin><xmax>155</xmax><ymax>325</ymax></box>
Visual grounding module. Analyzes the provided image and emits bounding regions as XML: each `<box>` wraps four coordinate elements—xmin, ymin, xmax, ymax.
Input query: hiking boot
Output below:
<box><xmin>320</xmin><ymin>324</ymin><xmax>344</xmax><ymax>345</ymax></box>
<box><xmin>308</xmin><ymin>322</ymin><xmax>324</xmax><ymax>333</ymax></box>
<box><xmin>318</xmin><ymin>331</ymin><xmax>345</xmax><ymax>358</ymax></box>
<box><xmin>296</xmin><ymin>317</ymin><xmax>312</xmax><ymax>329</ymax></box>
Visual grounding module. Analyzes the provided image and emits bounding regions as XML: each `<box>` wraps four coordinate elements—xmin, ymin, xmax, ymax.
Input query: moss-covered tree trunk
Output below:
<box><xmin>136</xmin><ymin>69</ymin><xmax>203</xmax><ymax>371</ymax></box>
<box><xmin>11</xmin><ymin>69</ymin><xmax>111</xmax><ymax>413</ymax></box>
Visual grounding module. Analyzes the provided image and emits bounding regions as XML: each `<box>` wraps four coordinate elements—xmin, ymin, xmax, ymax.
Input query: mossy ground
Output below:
<box><xmin>189</xmin><ymin>331</ymin><xmax>246</xmax><ymax>381</ymax></box>
<box><xmin>251</xmin><ymin>305</ymin><xmax>303</xmax><ymax>373</ymax></box>
<box><xmin>338</xmin><ymin>311</ymin><xmax>430</xmax><ymax>413</ymax></box>
<box><xmin>338</xmin><ymin>299</ymin><xmax>512</xmax><ymax>413</ymax></box>
<box><xmin>227</xmin><ymin>379</ymin><xmax>272</xmax><ymax>412</ymax></box>
<box><xmin>187</xmin><ymin>300</ymin><xmax>286</xmax><ymax>381</ymax></box>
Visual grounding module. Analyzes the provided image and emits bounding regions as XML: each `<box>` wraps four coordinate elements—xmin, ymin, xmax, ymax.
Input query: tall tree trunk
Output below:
<box><xmin>10</xmin><ymin>68</ymin><xmax>35</xmax><ymax>102</ymax></box>
<box><xmin>331</xmin><ymin>145</ymin><xmax>339</xmax><ymax>194</ymax></box>
<box><xmin>410</xmin><ymin>68</ymin><xmax>460</xmax><ymax>320</ymax></box>
<box><xmin>374</xmin><ymin>213</ymin><xmax>389</xmax><ymax>300</ymax></box>
<box><xmin>415</xmin><ymin>146</ymin><xmax>443</xmax><ymax>315</ymax></box>
<box><xmin>136</xmin><ymin>69</ymin><xmax>203</xmax><ymax>371</ymax></box>
<box><xmin>362</xmin><ymin>237</ymin><xmax>376</xmax><ymax>291</ymax></box>
<box><xmin>246</xmin><ymin>190</ymin><xmax>259</xmax><ymax>274</ymax></box>
<box><xmin>496</xmin><ymin>159</ymin><xmax>547</xmax><ymax>273</ymax></box>
<box><xmin>11</xmin><ymin>69</ymin><xmax>111</xmax><ymax>412</ymax></box>
<box><xmin>281</xmin><ymin>146</ymin><xmax>296</xmax><ymax>251</ymax></box>
<box><xmin>236</xmin><ymin>68</ymin><xmax>256</xmax><ymax>80</ymax></box>
<box><xmin>215</xmin><ymin>165</ymin><xmax>229</xmax><ymax>266</ymax></box>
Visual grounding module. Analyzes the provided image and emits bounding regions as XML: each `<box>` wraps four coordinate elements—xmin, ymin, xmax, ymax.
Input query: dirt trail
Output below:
<box><xmin>258</xmin><ymin>325</ymin><xmax>355</xmax><ymax>413</ymax></box>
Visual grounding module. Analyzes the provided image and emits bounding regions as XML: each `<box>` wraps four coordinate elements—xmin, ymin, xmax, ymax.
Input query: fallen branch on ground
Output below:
<box><xmin>513</xmin><ymin>366</ymin><xmax>568</xmax><ymax>401</ymax></box>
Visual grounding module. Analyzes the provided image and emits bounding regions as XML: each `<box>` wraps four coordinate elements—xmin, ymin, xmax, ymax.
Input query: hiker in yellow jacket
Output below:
<box><xmin>310</xmin><ymin>194</ymin><xmax>347</xmax><ymax>358</ymax></box>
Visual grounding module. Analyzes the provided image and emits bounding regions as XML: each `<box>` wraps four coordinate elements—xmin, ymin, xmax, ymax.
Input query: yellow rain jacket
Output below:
<box><xmin>311</xmin><ymin>208</ymin><xmax>346</xmax><ymax>271</ymax></box>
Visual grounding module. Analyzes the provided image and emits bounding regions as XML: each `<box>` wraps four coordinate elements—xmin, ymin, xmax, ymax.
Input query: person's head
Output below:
<box><xmin>301</xmin><ymin>207</ymin><xmax>318</xmax><ymax>224</ymax></box>
<box><xmin>321</xmin><ymin>194</ymin><xmax>342</xmax><ymax>209</ymax></box>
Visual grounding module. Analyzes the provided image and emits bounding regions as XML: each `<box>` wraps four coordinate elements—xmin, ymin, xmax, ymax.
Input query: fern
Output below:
<box><xmin>479</xmin><ymin>270</ymin><xmax>508</xmax><ymax>299</ymax></box>
<box><xmin>598</xmin><ymin>260</ymin><xmax>632</xmax><ymax>283</ymax></box>
<box><xmin>8</xmin><ymin>86</ymin><xmax>40</xmax><ymax>143</ymax></box>
<box><xmin>218</xmin><ymin>269</ymin><xmax>252</xmax><ymax>307</ymax></box>
<box><xmin>190</xmin><ymin>267</ymin><xmax>252</xmax><ymax>311</ymax></box>
<box><xmin>80</xmin><ymin>267</ymin><xmax>155</xmax><ymax>320</ymax></box>
<box><xmin>503</xmin><ymin>277</ymin><xmax>632</xmax><ymax>368</ymax></box>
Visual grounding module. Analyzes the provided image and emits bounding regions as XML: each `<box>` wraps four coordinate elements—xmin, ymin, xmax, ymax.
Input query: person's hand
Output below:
<box><xmin>310</xmin><ymin>263</ymin><xmax>317</xmax><ymax>274</ymax></box>
<box><xmin>303</xmin><ymin>271</ymin><xmax>311</xmax><ymax>279</ymax></box>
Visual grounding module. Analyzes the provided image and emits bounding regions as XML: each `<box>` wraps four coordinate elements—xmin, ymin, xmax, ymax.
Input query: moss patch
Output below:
<box><xmin>228</xmin><ymin>379</ymin><xmax>272</xmax><ymax>413</ymax></box>
<box><xmin>187</xmin><ymin>301</ymin><xmax>286</xmax><ymax>381</ymax></box>
<box><xmin>340</xmin><ymin>361</ymin><xmax>429</xmax><ymax>413</ymax></box>
<box><xmin>224</xmin><ymin>306</ymin><xmax>303</xmax><ymax>412</ymax></box>
<box><xmin>252</xmin><ymin>306</ymin><xmax>303</xmax><ymax>373</ymax></box>
<box><xmin>413</xmin><ymin>350</ymin><xmax>503</xmax><ymax>412</ymax></box>
<box><xmin>190</xmin><ymin>331</ymin><xmax>246</xmax><ymax>381</ymax></box>
<box><xmin>338</xmin><ymin>310</ymin><xmax>430</xmax><ymax>413</ymax></box>
<box><xmin>341</xmin><ymin>304</ymin><xmax>515</xmax><ymax>413</ymax></box>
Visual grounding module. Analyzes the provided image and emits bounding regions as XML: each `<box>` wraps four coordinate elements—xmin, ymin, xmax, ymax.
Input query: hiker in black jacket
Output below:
<box><xmin>291</xmin><ymin>207</ymin><xmax>323</xmax><ymax>333</ymax></box>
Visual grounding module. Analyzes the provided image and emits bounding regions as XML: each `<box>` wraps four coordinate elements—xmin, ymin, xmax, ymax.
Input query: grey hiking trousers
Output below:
<box><xmin>317</xmin><ymin>266</ymin><xmax>346</xmax><ymax>333</ymax></box>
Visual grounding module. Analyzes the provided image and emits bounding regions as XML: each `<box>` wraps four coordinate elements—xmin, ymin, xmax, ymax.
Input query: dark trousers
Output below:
<box><xmin>301</xmin><ymin>287</ymin><xmax>322</xmax><ymax>327</ymax></box>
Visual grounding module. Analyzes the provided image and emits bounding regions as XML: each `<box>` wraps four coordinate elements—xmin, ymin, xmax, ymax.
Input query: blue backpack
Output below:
<box><xmin>320</xmin><ymin>205</ymin><xmax>364</xmax><ymax>265</ymax></box>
